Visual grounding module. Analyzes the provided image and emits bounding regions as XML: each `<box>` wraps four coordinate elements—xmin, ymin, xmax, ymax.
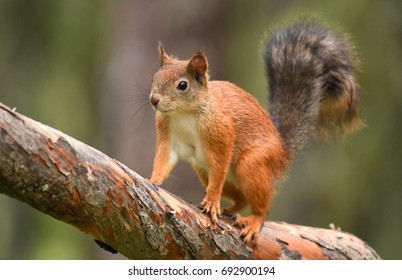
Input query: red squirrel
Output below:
<box><xmin>148</xmin><ymin>20</ymin><xmax>361</xmax><ymax>244</ymax></box>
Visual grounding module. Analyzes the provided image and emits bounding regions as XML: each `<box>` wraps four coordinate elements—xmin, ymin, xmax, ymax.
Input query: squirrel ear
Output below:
<box><xmin>187</xmin><ymin>51</ymin><xmax>208</xmax><ymax>85</ymax></box>
<box><xmin>158</xmin><ymin>42</ymin><xmax>172</xmax><ymax>66</ymax></box>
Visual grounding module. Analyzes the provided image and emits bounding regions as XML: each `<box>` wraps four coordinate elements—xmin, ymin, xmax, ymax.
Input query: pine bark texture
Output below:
<box><xmin>0</xmin><ymin>103</ymin><xmax>380</xmax><ymax>260</ymax></box>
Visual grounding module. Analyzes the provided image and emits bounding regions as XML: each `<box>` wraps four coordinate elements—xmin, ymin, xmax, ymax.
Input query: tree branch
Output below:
<box><xmin>0</xmin><ymin>103</ymin><xmax>380</xmax><ymax>259</ymax></box>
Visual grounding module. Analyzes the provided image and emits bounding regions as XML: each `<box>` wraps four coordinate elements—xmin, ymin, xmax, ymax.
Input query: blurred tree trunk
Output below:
<box><xmin>100</xmin><ymin>0</ymin><xmax>229</xmax><ymax>203</ymax></box>
<box><xmin>0</xmin><ymin>103</ymin><xmax>381</xmax><ymax>260</ymax></box>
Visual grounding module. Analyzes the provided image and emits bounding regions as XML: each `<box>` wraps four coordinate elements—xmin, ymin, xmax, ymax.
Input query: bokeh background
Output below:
<box><xmin>0</xmin><ymin>0</ymin><xmax>400</xmax><ymax>259</ymax></box>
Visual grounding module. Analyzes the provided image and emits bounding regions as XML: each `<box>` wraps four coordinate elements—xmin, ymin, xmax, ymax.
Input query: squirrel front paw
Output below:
<box><xmin>199</xmin><ymin>195</ymin><xmax>221</xmax><ymax>223</ymax></box>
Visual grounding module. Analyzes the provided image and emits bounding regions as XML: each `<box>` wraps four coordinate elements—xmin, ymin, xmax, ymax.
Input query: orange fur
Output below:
<box><xmin>149</xmin><ymin>21</ymin><xmax>361</xmax><ymax>246</ymax></box>
<box><xmin>149</xmin><ymin>45</ymin><xmax>288</xmax><ymax>244</ymax></box>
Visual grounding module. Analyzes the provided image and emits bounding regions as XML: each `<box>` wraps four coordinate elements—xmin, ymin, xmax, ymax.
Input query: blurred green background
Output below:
<box><xmin>0</xmin><ymin>0</ymin><xmax>400</xmax><ymax>259</ymax></box>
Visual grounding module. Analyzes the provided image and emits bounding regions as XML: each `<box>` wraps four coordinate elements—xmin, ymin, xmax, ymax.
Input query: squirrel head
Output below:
<box><xmin>150</xmin><ymin>43</ymin><xmax>209</xmax><ymax>114</ymax></box>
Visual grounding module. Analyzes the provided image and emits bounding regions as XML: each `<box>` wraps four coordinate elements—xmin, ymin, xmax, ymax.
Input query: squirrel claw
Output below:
<box><xmin>233</xmin><ymin>216</ymin><xmax>246</xmax><ymax>229</ymax></box>
<box><xmin>241</xmin><ymin>229</ymin><xmax>259</xmax><ymax>247</ymax></box>
<box><xmin>199</xmin><ymin>197</ymin><xmax>221</xmax><ymax>223</ymax></box>
<box><xmin>146</xmin><ymin>178</ymin><xmax>160</xmax><ymax>190</ymax></box>
<box><xmin>233</xmin><ymin>215</ymin><xmax>261</xmax><ymax>246</ymax></box>
<box><xmin>151</xmin><ymin>182</ymin><xmax>160</xmax><ymax>190</ymax></box>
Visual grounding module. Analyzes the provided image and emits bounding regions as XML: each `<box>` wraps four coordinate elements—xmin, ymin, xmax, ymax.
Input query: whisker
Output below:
<box><xmin>115</xmin><ymin>86</ymin><xmax>149</xmax><ymax>109</ymax></box>
<box><xmin>141</xmin><ymin>101</ymin><xmax>153</xmax><ymax>123</ymax></box>
<box><xmin>135</xmin><ymin>84</ymin><xmax>151</xmax><ymax>93</ymax></box>
<box><xmin>129</xmin><ymin>100</ymin><xmax>151</xmax><ymax>123</ymax></box>
<box><xmin>146</xmin><ymin>65</ymin><xmax>157</xmax><ymax>78</ymax></box>
<box><xmin>128</xmin><ymin>94</ymin><xmax>148</xmax><ymax>106</ymax></box>
<box><xmin>117</xmin><ymin>96</ymin><xmax>147</xmax><ymax>105</ymax></box>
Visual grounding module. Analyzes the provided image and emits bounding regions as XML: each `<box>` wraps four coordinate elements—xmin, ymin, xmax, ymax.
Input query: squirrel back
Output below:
<box><xmin>264</xmin><ymin>20</ymin><xmax>361</xmax><ymax>159</ymax></box>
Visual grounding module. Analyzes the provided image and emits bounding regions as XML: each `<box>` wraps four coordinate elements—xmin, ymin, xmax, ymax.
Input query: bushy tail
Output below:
<box><xmin>264</xmin><ymin>20</ymin><xmax>361</xmax><ymax>160</ymax></box>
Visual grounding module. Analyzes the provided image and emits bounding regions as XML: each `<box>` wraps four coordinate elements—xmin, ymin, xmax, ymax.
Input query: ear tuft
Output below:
<box><xmin>158</xmin><ymin>42</ymin><xmax>172</xmax><ymax>66</ymax></box>
<box><xmin>187</xmin><ymin>50</ymin><xmax>208</xmax><ymax>85</ymax></box>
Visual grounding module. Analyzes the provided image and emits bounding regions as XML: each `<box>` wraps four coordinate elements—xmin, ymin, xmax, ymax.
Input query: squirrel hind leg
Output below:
<box><xmin>222</xmin><ymin>182</ymin><xmax>248</xmax><ymax>214</ymax></box>
<box><xmin>232</xmin><ymin>156</ymin><xmax>275</xmax><ymax>245</ymax></box>
<box><xmin>224</xmin><ymin>202</ymin><xmax>247</xmax><ymax>214</ymax></box>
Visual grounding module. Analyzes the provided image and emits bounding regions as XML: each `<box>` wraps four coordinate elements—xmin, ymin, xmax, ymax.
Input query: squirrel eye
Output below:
<box><xmin>177</xmin><ymin>81</ymin><xmax>188</xmax><ymax>91</ymax></box>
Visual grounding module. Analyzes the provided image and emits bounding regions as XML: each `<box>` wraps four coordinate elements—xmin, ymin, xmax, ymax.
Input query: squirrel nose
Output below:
<box><xmin>150</xmin><ymin>94</ymin><xmax>160</xmax><ymax>106</ymax></box>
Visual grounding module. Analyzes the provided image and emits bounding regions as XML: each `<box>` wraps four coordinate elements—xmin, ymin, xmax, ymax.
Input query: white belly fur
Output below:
<box><xmin>169</xmin><ymin>113</ymin><xmax>208</xmax><ymax>170</ymax></box>
<box><xmin>169</xmin><ymin>112</ymin><xmax>238</xmax><ymax>186</ymax></box>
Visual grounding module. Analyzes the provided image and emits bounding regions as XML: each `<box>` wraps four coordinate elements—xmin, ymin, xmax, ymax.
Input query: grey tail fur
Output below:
<box><xmin>264</xmin><ymin>20</ymin><xmax>361</xmax><ymax>160</ymax></box>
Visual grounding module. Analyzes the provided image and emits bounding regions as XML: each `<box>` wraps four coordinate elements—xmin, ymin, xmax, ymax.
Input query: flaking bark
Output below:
<box><xmin>0</xmin><ymin>103</ymin><xmax>380</xmax><ymax>260</ymax></box>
